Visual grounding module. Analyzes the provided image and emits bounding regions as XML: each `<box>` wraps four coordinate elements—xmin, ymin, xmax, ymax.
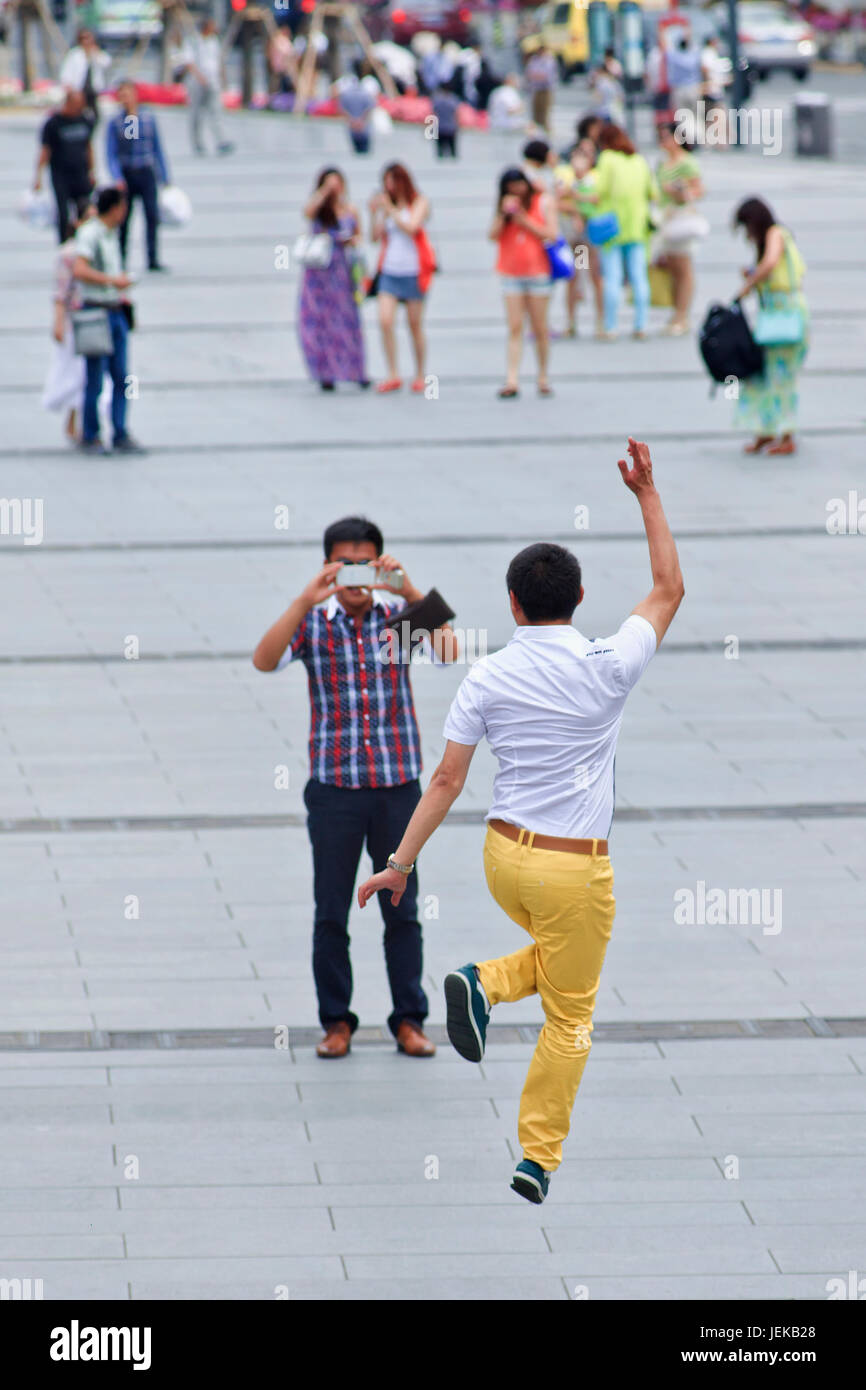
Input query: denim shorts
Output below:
<box><xmin>500</xmin><ymin>274</ymin><xmax>551</xmax><ymax>297</ymax></box>
<box><xmin>379</xmin><ymin>272</ymin><xmax>423</xmax><ymax>301</ymax></box>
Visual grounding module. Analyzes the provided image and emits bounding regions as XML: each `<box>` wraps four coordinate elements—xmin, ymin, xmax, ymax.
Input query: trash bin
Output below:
<box><xmin>793</xmin><ymin>92</ymin><xmax>833</xmax><ymax>157</ymax></box>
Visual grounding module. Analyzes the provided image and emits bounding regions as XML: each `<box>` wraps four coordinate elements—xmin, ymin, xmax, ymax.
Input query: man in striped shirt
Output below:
<box><xmin>253</xmin><ymin>516</ymin><xmax>458</xmax><ymax>1058</ymax></box>
<box><xmin>106</xmin><ymin>81</ymin><xmax>170</xmax><ymax>273</ymax></box>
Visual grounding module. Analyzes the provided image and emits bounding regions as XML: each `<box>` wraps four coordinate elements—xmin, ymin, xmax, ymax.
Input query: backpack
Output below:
<box><xmin>699</xmin><ymin>301</ymin><xmax>764</xmax><ymax>390</ymax></box>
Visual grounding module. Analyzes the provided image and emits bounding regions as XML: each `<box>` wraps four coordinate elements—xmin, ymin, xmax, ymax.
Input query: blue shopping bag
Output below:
<box><xmin>585</xmin><ymin>212</ymin><xmax>620</xmax><ymax>246</ymax></box>
<box><xmin>546</xmin><ymin>236</ymin><xmax>575</xmax><ymax>281</ymax></box>
<box><xmin>753</xmin><ymin>306</ymin><xmax>806</xmax><ymax>346</ymax></box>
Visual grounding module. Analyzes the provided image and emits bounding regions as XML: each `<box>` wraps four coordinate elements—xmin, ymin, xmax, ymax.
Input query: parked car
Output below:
<box><xmin>710</xmin><ymin>1</ymin><xmax>817</xmax><ymax>80</ymax></box>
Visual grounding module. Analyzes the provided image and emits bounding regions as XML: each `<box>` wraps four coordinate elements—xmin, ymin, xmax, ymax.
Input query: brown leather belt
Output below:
<box><xmin>489</xmin><ymin>818</ymin><xmax>608</xmax><ymax>857</ymax></box>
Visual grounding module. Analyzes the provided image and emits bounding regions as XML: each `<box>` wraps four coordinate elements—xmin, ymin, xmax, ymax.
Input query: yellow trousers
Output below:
<box><xmin>476</xmin><ymin>825</ymin><xmax>616</xmax><ymax>1171</ymax></box>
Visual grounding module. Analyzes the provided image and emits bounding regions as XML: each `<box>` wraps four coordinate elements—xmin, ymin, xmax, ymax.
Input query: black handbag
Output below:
<box><xmin>382</xmin><ymin>588</ymin><xmax>456</xmax><ymax>656</ymax></box>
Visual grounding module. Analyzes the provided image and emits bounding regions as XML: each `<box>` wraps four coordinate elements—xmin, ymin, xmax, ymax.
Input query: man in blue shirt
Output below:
<box><xmin>106</xmin><ymin>80</ymin><xmax>170</xmax><ymax>272</ymax></box>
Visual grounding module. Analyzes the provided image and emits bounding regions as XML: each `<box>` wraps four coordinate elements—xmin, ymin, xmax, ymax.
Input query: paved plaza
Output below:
<box><xmin>1</xmin><ymin>76</ymin><xmax>865</xmax><ymax>1300</ymax></box>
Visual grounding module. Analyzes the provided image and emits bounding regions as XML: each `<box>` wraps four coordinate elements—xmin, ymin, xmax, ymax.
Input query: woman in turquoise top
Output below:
<box><xmin>734</xmin><ymin>197</ymin><xmax>808</xmax><ymax>456</ymax></box>
<box><xmin>592</xmin><ymin>123</ymin><xmax>656</xmax><ymax>341</ymax></box>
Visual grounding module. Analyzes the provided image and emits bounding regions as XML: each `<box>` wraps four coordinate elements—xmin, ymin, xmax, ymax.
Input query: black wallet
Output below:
<box><xmin>382</xmin><ymin>588</ymin><xmax>456</xmax><ymax>652</ymax></box>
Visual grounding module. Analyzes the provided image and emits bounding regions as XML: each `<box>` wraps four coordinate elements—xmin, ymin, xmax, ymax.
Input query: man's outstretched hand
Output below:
<box><xmin>617</xmin><ymin>437</ymin><xmax>656</xmax><ymax>495</ymax></box>
<box><xmin>358</xmin><ymin>866</ymin><xmax>408</xmax><ymax>909</ymax></box>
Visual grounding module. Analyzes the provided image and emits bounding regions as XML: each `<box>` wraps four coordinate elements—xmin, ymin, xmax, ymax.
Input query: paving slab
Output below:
<box><xmin>2</xmin><ymin>74</ymin><xmax>865</xmax><ymax>1300</ymax></box>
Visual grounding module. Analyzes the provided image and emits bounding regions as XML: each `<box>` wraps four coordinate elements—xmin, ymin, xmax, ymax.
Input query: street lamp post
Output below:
<box><xmin>725</xmin><ymin>0</ymin><xmax>748</xmax><ymax>142</ymax></box>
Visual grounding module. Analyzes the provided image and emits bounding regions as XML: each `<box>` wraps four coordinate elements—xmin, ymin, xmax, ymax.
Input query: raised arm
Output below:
<box><xmin>618</xmin><ymin>438</ymin><xmax>684</xmax><ymax>646</ymax></box>
<box><xmin>388</xmin><ymin>194</ymin><xmax>429</xmax><ymax>236</ymax></box>
<box><xmin>252</xmin><ymin>562</ymin><xmax>341</xmax><ymax>670</ymax></box>
<box><xmin>489</xmin><ymin>203</ymin><xmax>506</xmax><ymax>241</ymax></box>
<box><xmin>511</xmin><ymin>191</ymin><xmax>558</xmax><ymax>243</ymax></box>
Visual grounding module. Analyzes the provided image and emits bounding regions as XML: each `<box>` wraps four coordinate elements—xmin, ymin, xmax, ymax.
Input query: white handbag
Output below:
<box><xmin>293</xmin><ymin>231</ymin><xmax>333</xmax><ymax>269</ymax></box>
<box><xmin>661</xmin><ymin>209</ymin><xmax>710</xmax><ymax>244</ymax></box>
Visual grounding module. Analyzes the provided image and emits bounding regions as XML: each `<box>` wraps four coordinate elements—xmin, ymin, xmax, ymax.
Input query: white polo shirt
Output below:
<box><xmin>443</xmin><ymin>615</ymin><xmax>657</xmax><ymax>839</ymax></box>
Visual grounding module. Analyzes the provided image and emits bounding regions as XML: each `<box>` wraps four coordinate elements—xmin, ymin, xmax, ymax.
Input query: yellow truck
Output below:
<box><xmin>521</xmin><ymin>0</ymin><xmax>666</xmax><ymax>80</ymax></box>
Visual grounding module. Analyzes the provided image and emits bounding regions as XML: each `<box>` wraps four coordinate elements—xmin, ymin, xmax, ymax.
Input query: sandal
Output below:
<box><xmin>497</xmin><ymin>386</ymin><xmax>519</xmax><ymax>399</ymax></box>
<box><xmin>376</xmin><ymin>378</ymin><xmax>402</xmax><ymax>394</ymax></box>
<box><xmin>537</xmin><ymin>383</ymin><xmax>554</xmax><ymax>397</ymax></box>
<box><xmin>410</xmin><ymin>378</ymin><xmax>426</xmax><ymax>394</ymax></box>
<box><xmin>766</xmin><ymin>437</ymin><xmax>796</xmax><ymax>455</ymax></box>
<box><xmin>743</xmin><ymin>435</ymin><xmax>775</xmax><ymax>455</ymax></box>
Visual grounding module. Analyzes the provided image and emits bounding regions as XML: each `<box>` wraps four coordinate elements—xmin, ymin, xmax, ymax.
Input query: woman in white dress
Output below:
<box><xmin>42</xmin><ymin>215</ymin><xmax>88</xmax><ymax>443</ymax></box>
<box><xmin>42</xmin><ymin>206</ymin><xmax>111</xmax><ymax>444</ymax></box>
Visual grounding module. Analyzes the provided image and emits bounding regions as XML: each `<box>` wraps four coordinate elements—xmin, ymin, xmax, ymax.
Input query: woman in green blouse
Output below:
<box><xmin>592</xmin><ymin>123</ymin><xmax>657</xmax><ymax>341</ymax></box>
<box><xmin>654</xmin><ymin>123</ymin><xmax>706</xmax><ymax>336</ymax></box>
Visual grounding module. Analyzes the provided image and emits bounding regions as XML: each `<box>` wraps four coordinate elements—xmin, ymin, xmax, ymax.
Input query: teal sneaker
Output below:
<box><xmin>511</xmin><ymin>1159</ymin><xmax>550</xmax><ymax>1205</ymax></box>
<box><xmin>443</xmin><ymin>964</ymin><xmax>490</xmax><ymax>1062</ymax></box>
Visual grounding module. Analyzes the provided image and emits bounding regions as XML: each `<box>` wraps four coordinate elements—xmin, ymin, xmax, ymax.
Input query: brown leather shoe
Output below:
<box><xmin>396</xmin><ymin>1021</ymin><xmax>436</xmax><ymax>1057</ymax></box>
<box><xmin>316</xmin><ymin>1022</ymin><xmax>351</xmax><ymax>1058</ymax></box>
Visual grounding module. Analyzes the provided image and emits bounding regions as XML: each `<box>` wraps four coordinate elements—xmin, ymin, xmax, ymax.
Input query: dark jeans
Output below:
<box><xmin>82</xmin><ymin>305</ymin><xmax>129</xmax><ymax>444</ymax></box>
<box><xmin>348</xmin><ymin>128</ymin><xmax>371</xmax><ymax>154</ymax></box>
<box><xmin>304</xmin><ymin>777</ymin><xmax>428</xmax><ymax>1037</ymax></box>
<box><xmin>436</xmin><ymin>132</ymin><xmax>458</xmax><ymax>158</ymax></box>
<box><xmin>51</xmin><ymin>169</ymin><xmax>91</xmax><ymax>244</ymax></box>
<box><xmin>118</xmin><ymin>165</ymin><xmax>160</xmax><ymax>268</ymax></box>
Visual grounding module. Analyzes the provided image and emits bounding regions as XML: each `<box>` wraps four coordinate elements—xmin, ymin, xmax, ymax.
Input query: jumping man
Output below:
<box><xmin>357</xmin><ymin>439</ymin><xmax>684</xmax><ymax>1203</ymax></box>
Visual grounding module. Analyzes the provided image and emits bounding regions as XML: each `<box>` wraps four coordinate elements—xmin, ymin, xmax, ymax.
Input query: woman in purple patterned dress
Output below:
<box><xmin>298</xmin><ymin>168</ymin><xmax>369</xmax><ymax>392</ymax></box>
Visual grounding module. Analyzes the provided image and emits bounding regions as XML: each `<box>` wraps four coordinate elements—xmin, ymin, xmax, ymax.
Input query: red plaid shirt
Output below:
<box><xmin>281</xmin><ymin>594</ymin><xmax>422</xmax><ymax>788</ymax></box>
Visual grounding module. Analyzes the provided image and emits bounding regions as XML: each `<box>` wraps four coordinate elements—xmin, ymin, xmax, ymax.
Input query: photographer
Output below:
<box><xmin>252</xmin><ymin>516</ymin><xmax>458</xmax><ymax>1059</ymax></box>
<box><xmin>490</xmin><ymin>166</ymin><xmax>558</xmax><ymax>399</ymax></box>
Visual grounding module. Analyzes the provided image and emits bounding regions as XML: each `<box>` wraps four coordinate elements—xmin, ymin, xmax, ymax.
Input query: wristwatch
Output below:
<box><xmin>387</xmin><ymin>854</ymin><xmax>414</xmax><ymax>875</ymax></box>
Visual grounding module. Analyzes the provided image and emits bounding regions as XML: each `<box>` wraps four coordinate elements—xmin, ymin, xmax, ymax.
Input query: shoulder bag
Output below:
<box><xmin>70</xmin><ymin>236</ymin><xmax>114</xmax><ymax>357</ymax></box>
<box><xmin>753</xmin><ymin>236</ymin><xmax>806</xmax><ymax>347</ymax></box>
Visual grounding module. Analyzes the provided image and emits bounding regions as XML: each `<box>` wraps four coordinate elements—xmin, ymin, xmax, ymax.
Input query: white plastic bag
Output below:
<box><xmin>158</xmin><ymin>185</ymin><xmax>192</xmax><ymax>228</ymax></box>
<box><xmin>293</xmin><ymin>232</ymin><xmax>332</xmax><ymax>269</ymax></box>
<box><xmin>18</xmin><ymin>188</ymin><xmax>56</xmax><ymax>230</ymax></box>
<box><xmin>370</xmin><ymin>105</ymin><xmax>393</xmax><ymax>136</ymax></box>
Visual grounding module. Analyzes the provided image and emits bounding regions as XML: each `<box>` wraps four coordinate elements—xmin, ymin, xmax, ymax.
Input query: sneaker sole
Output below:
<box><xmin>511</xmin><ymin>1174</ymin><xmax>546</xmax><ymax>1204</ymax></box>
<box><xmin>444</xmin><ymin>971</ymin><xmax>484</xmax><ymax>1062</ymax></box>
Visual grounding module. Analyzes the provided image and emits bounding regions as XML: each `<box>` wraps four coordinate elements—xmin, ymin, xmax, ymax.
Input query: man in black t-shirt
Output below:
<box><xmin>34</xmin><ymin>90</ymin><xmax>96</xmax><ymax>243</ymax></box>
